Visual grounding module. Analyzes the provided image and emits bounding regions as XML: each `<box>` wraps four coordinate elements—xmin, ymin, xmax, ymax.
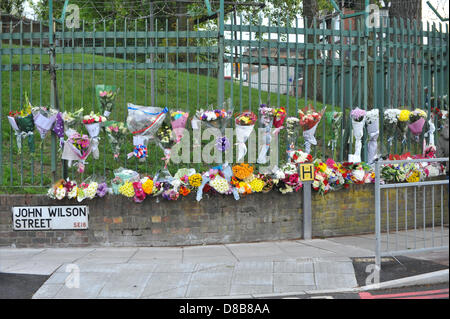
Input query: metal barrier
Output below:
<box><xmin>374</xmin><ymin>157</ymin><xmax>449</xmax><ymax>270</ymax></box>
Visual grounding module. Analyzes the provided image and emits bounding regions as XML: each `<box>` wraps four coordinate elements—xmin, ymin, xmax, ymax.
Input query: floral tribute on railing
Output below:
<box><xmin>46</xmin><ymin>145</ymin><xmax>445</xmax><ymax>203</ymax></box>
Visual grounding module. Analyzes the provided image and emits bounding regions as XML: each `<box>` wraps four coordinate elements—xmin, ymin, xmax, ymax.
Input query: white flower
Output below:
<box><xmin>47</xmin><ymin>188</ymin><xmax>56</xmax><ymax>199</ymax></box>
<box><xmin>352</xmin><ymin>169</ymin><xmax>365</xmax><ymax>181</ymax></box>
<box><xmin>55</xmin><ymin>187</ymin><xmax>66</xmax><ymax>200</ymax></box>
<box><xmin>68</xmin><ymin>186</ymin><xmax>78</xmax><ymax>199</ymax></box>
<box><xmin>171</xmin><ymin>179</ymin><xmax>181</xmax><ymax>190</ymax></box>
<box><xmin>282</xmin><ymin>163</ymin><xmax>297</xmax><ymax>175</ymax></box>
<box><xmin>210</xmin><ymin>176</ymin><xmax>230</xmax><ymax>194</ymax></box>
<box><xmin>366</xmin><ymin>109</ymin><xmax>379</xmax><ymax>125</ymax></box>
<box><xmin>384</xmin><ymin>109</ymin><xmax>400</xmax><ymax>124</ymax></box>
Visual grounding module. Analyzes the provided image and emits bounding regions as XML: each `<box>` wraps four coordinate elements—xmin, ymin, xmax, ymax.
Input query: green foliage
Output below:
<box><xmin>0</xmin><ymin>0</ymin><xmax>26</xmax><ymax>16</ymax></box>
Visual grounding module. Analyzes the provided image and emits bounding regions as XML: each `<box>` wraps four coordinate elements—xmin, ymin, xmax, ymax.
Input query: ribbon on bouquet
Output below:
<box><xmin>127</xmin><ymin>144</ymin><xmax>147</xmax><ymax>160</ymax></box>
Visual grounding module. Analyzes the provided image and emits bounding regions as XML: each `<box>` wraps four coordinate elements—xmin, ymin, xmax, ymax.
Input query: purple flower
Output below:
<box><xmin>96</xmin><ymin>182</ymin><xmax>108</xmax><ymax>197</ymax></box>
<box><xmin>216</xmin><ymin>136</ymin><xmax>230</xmax><ymax>152</ymax></box>
<box><xmin>350</xmin><ymin>107</ymin><xmax>366</xmax><ymax>121</ymax></box>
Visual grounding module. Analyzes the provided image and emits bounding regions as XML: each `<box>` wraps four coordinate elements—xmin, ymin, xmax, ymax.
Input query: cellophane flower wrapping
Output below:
<box><xmin>366</xmin><ymin>109</ymin><xmax>379</xmax><ymax>164</ymax></box>
<box><xmin>31</xmin><ymin>106</ymin><xmax>58</xmax><ymax>141</ymax></box>
<box><xmin>257</xmin><ymin>105</ymin><xmax>274</xmax><ymax>164</ymax></box>
<box><xmin>7</xmin><ymin>97</ymin><xmax>35</xmax><ymax>154</ymax></box>
<box><xmin>126</xmin><ymin>103</ymin><xmax>168</xmax><ymax>158</ymax></box>
<box><xmin>408</xmin><ymin>109</ymin><xmax>427</xmax><ymax>141</ymax></box>
<box><xmin>170</xmin><ymin>111</ymin><xmax>189</xmax><ymax>143</ymax></box>
<box><xmin>349</xmin><ymin>107</ymin><xmax>366</xmax><ymax>163</ymax></box>
<box><xmin>62</xmin><ymin>131</ymin><xmax>92</xmax><ymax>173</ymax></box>
<box><xmin>298</xmin><ymin>106</ymin><xmax>326</xmax><ymax>154</ymax></box>
<box><xmin>384</xmin><ymin>109</ymin><xmax>400</xmax><ymax>150</ymax></box>
<box><xmin>62</xmin><ymin>108</ymin><xmax>84</xmax><ymax>137</ymax></box>
<box><xmin>397</xmin><ymin>109</ymin><xmax>411</xmax><ymax>146</ymax></box>
<box><xmin>195</xmin><ymin>98</ymin><xmax>234</xmax><ymax>152</ymax></box>
<box><xmin>154</xmin><ymin>121</ymin><xmax>176</xmax><ymax>182</ymax></box>
<box><xmin>95</xmin><ymin>85</ymin><xmax>118</xmax><ymax>118</ymax></box>
<box><xmin>53</xmin><ymin>112</ymin><xmax>65</xmax><ymax>148</ymax></box>
<box><xmin>104</xmin><ymin>121</ymin><xmax>128</xmax><ymax>159</ymax></box>
<box><xmin>235</xmin><ymin>111</ymin><xmax>257</xmax><ymax>162</ymax></box>
<box><xmin>326</xmin><ymin>111</ymin><xmax>343</xmax><ymax>159</ymax></box>
<box><xmin>83</xmin><ymin>112</ymin><xmax>106</xmax><ymax>160</ymax></box>
<box><xmin>286</xmin><ymin>117</ymin><xmax>300</xmax><ymax>152</ymax></box>
<box><xmin>273</xmin><ymin>107</ymin><xmax>287</xmax><ymax>132</ymax></box>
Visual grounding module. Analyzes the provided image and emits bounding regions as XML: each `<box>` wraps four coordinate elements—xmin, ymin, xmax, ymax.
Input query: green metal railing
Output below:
<box><xmin>1</xmin><ymin>15</ymin><xmax>448</xmax><ymax>190</ymax></box>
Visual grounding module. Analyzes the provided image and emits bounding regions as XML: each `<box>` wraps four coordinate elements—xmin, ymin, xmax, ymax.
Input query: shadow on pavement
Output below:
<box><xmin>352</xmin><ymin>256</ymin><xmax>449</xmax><ymax>287</ymax></box>
<box><xmin>0</xmin><ymin>273</ymin><xmax>49</xmax><ymax>299</ymax></box>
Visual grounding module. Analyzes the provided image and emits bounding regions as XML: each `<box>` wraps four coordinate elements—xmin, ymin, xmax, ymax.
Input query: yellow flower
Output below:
<box><xmin>189</xmin><ymin>173</ymin><xmax>202</xmax><ymax>188</ymax></box>
<box><xmin>249</xmin><ymin>178</ymin><xmax>265</xmax><ymax>192</ymax></box>
<box><xmin>142</xmin><ymin>179</ymin><xmax>154</xmax><ymax>195</ymax></box>
<box><xmin>119</xmin><ymin>181</ymin><xmax>135</xmax><ymax>198</ymax></box>
<box><xmin>398</xmin><ymin>110</ymin><xmax>411</xmax><ymax>122</ymax></box>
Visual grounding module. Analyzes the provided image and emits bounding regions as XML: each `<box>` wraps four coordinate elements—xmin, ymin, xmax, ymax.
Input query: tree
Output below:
<box><xmin>0</xmin><ymin>0</ymin><xmax>26</xmax><ymax>16</ymax></box>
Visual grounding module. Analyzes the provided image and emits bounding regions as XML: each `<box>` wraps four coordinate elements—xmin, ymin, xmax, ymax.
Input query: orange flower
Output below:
<box><xmin>232</xmin><ymin>163</ymin><xmax>254</xmax><ymax>180</ymax></box>
<box><xmin>180</xmin><ymin>185</ymin><xmax>190</xmax><ymax>196</ymax></box>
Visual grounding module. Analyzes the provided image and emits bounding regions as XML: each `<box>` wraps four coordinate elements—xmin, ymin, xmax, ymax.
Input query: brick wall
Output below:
<box><xmin>0</xmin><ymin>183</ymin><xmax>448</xmax><ymax>248</ymax></box>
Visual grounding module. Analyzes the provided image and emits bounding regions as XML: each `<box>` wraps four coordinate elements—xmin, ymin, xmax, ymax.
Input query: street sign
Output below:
<box><xmin>12</xmin><ymin>206</ymin><xmax>89</xmax><ymax>230</ymax></box>
<box><xmin>299</xmin><ymin>163</ymin><xmax>315</xmax><ymax>181</ymax></box>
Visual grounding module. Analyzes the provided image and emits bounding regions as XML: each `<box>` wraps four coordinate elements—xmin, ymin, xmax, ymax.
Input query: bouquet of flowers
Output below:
<box><xmin>349</xmin><ymin>107</ymin><xmax>366</xmax><ymax>163</ymax></box>
<box><xmin>326</xmin><ymin>111</ymin><xmax>343</xmax><ymax>160</ymax></box>
<box><xmin>7</xmin><ymin>96</ymin><xmax>35</xmax><ymax>154</ymax></box>
<box><xmin>62</xmin><ymin>108</ymin><xmax>84</xmax><ymax>135</ymax></box>
<box><xmin>383</xmin><ymin>109</ymin><xmax>400</xmax><ymax>152</ymax></box>
<box><xmin>286</xmin><ymin>117</ymin><xmax>300</xmax><ymax>152</ymax></box>
<box><xmin>287</xmin><ymin>149</ymin><xmax>313</xmax><ymax>166</ymax></box>
<box><xmin>397</xmin><ymin>109</ymin><xmax>411</xmax><ymax>147</ymax></box>
<box><xmin>52</xmin><ymin>112</ymin><xmax>65</xmax><ymax>149</ymax></box>
<box><xmin>273</xmin><ymin>107</ymin><xmax>287</xmax><ymax>135</ymax></box>
<box><xmin>154</xmin><ymin>121</ymin><xmax>176</xmax><ymax>182</ymax></box>
<box><xmin>195</xmin><ymin>98</ymin><xmax>233</xmax><ymax>152</ymax></box>
<box><xmin>408</xmin><ymin>108</ymin><xmax>427</xmax><ymax>142</ymax></box>
<box><xmin>96</xmin><ymin>85</ymin><xmax>118</xmax><ymax>118</ymax></box>
<box><xmin>104</xmin><ymin>121</ymin><xmax>128</xmax><ymax>159</ymax></box>
<box><xmin>170</xmin><ymin>110</ymin><xmax>189</xmax><ymax>143</ymax></box>
<box><xmin>298</xmin><ymin>105</ymin><xmax>326</xmax><ymax>154</ymax></box>
<box><xmin>234</xmin><ymin>111</ymin><xmax>257</xmax><ymax>162</ymax></box>
<box><xmin>31</xmin><ymin>103</ymin><xmax>58</xmax><ymax>143</ymax></box>
<box><xmin>366</xmin><ymin>109</ymin><xmax>379</xmax><ymax>164</ymax></box>
<box><xmin>126</xmin><ymin>103</ymin><xmax>168</xmax><ymax>160</ymax></box>
<box><xmin>61</xmin><ymin>131</ymin><xmax>92</xmax><ymax>173</ymax></box>
<box><xmin>83</xmin><ymin>112</ymin><xmax>106</xmax><ymax>159</ymax></box>
<box><xmin>256</xmin><ymin>105</ymin><xmax>274</xmax><ymax>164</ymax></box>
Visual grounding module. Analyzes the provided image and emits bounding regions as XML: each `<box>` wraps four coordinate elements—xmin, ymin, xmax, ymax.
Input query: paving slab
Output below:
<box><xmin>32</xmin><ymin>284</ymin><xmax>63</xmax><ymax>299</ymax></box>
<box><xmin>314</xmin><ymin>272</ymin><xmax>358</xmax><ymax>290</ymax></box>
<box><xmin>232</xmin><ymin>272</ymin><xmax>273</xmax><ymax>286</ymax></box>
<box><xmin>230</xmin><ymin>284</ymin><xmax>273</xmax><ymax>295</ymax></box>
<box><xmin>313</xmin><ymin>261</ymin><xmax>355</xmax><ymax>274</ymax></box>
<box><xmin>274</xmin><ymin>261</ymin><xmax>314</xmax><ymax>273</ymax></box>
<box><xmin>234</xmin><ymin>261</ymin><xmax>273</xmax><ymax>273</ymax></box>
<box><xmin>190</xmin><ymin>270</ymin><xmax>233</xmax><ymax>286</ymax></box>
<box><xmin>186</xmin><ymin>284</ymin><xmax>231</xmax><ymax>298</ymax></box>
<box><xmin>53</xmin><ymin>272</ymin><xmax>112</xmax><ymax>299</ymax></box>
<box><xmin>98</xmin><ymin>269</ymin><xmax>153</xmax><ymax>298</ymax></box>
<box><xmin>273</xmin><ymin>273</ymin><xmax>315</xmax><ymax>287</ymax></box>
<box><xmin>132</xmin><ymin>247</ymin><xmax>182</xmax><ymax>260</ymax></box>
<box><xmin>225</xmin><ymin>242</ymin><xmax>285</xmax><ymax>258</ymax></box>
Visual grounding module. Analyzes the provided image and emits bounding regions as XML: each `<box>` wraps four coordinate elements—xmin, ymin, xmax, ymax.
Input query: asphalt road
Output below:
<box><xmin>276</xmin><ymin>283</ymin><xmax>449</xmax><ymax>299</ymax></box>
<box><xmin>0</xmin><ymin>272</ymin><xmax>49</xmax><ymax>299</ymax></box>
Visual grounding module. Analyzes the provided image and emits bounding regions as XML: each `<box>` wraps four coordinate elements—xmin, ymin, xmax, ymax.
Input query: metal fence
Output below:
<box><xmin>0</xmin><ymin>13</ymin><xmax>449</xmax><ymax>189</ymax></box>
<box><xmin>374</xmin><ymin>158</ymin><xmax>449</xmax><ymax>270</ymax></box>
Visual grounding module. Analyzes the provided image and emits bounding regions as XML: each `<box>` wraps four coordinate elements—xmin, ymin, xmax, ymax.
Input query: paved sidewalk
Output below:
<box><xmin>0</xmin><ymin>230</ymin><xmax>447</xmax><ymax>299</ymax></box>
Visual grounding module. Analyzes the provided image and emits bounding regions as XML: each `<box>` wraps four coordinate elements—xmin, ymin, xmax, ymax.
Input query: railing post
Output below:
<box><xmin>49</xmin><ymin>0</ymin><xmax>67</xmax><ymax>182</ymax></box>
<box><xmin>375</xmin><ymin>158</ymin><xmax>381</xmax><ymax>273</ymax></box>
<box><xmin>217</xmin><ymin>0</ymin><xmax>225</xmax><ymax>108</ymax></box>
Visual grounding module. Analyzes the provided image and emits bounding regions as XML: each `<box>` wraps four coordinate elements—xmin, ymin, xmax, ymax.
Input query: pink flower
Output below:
<box><xmin>99</xmin><ymin>91</ymin><xmax>108</xmax><ymax>97</ymax></box>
